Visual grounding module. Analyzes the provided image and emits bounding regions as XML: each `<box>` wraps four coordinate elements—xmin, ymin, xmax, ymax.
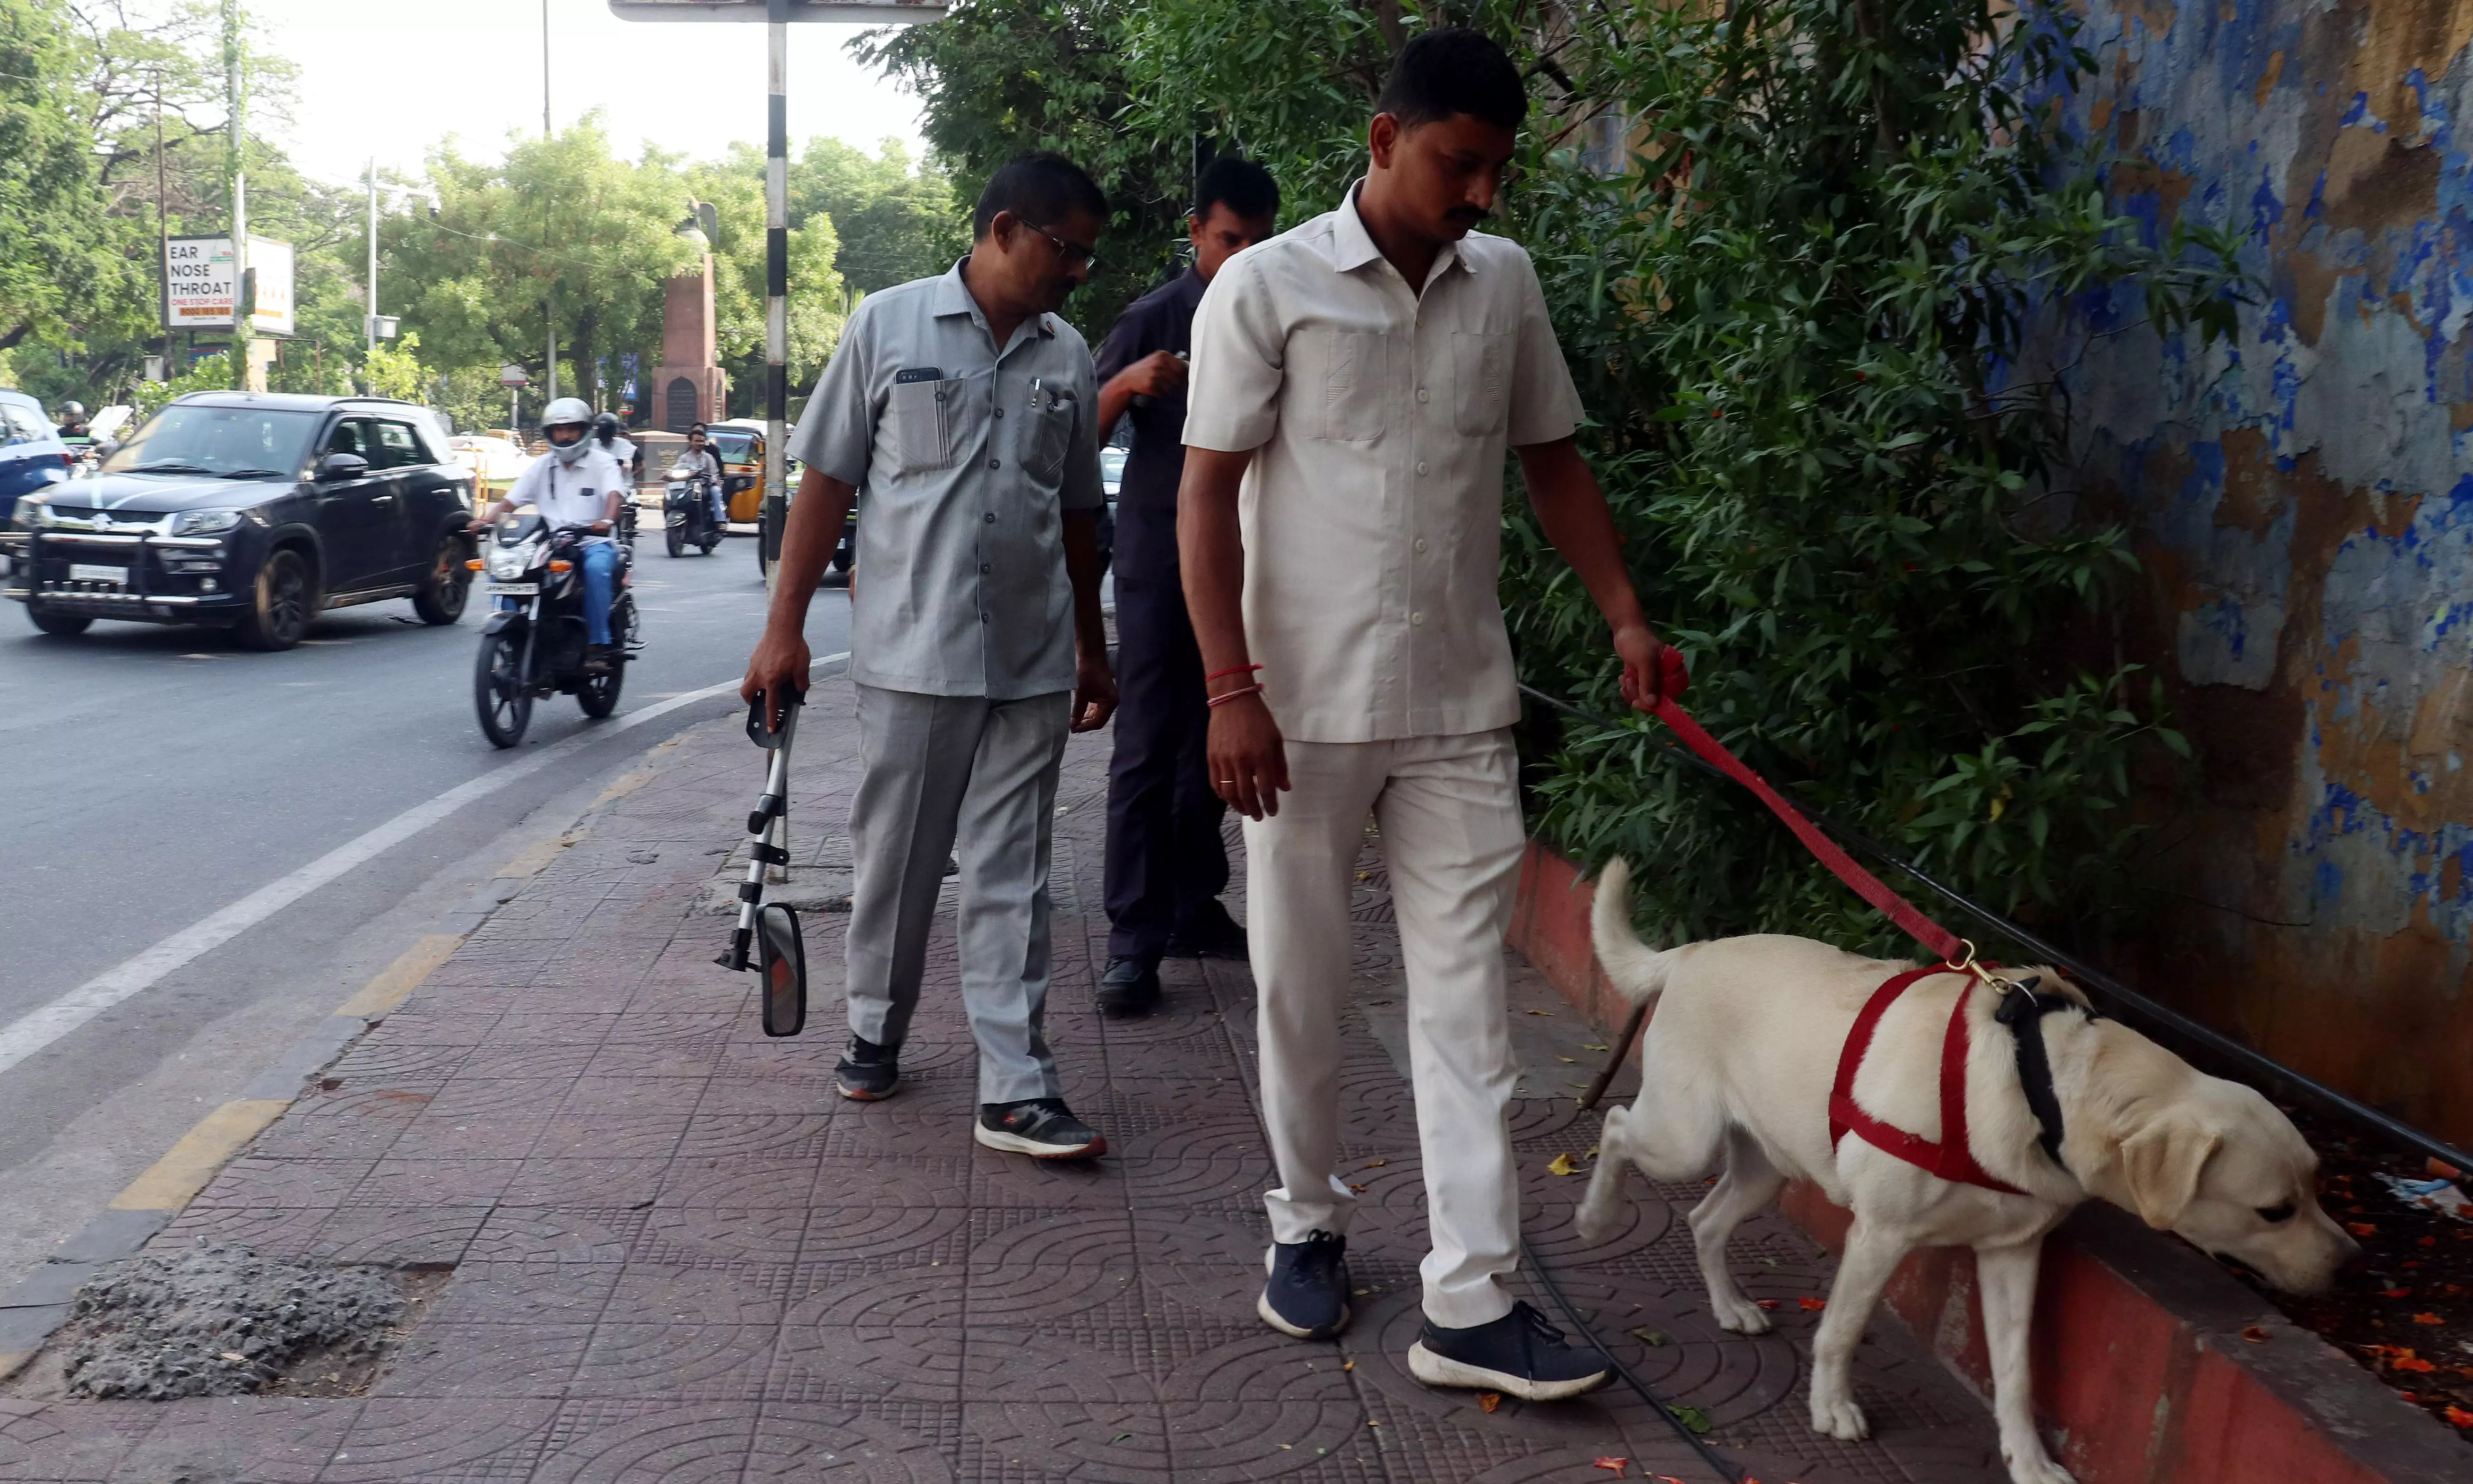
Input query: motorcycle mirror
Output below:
<box><xmin>755</xmin><ymin>902</ymin><xmax>806</xmax><ymax>1037</ymax></box>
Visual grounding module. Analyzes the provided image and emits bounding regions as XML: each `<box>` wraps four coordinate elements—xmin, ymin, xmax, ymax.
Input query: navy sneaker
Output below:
<box><xmin>834</xmin><ymin>1036</ymin><xmax>900</xmax><ymax>1101</ymax></box>
<box><xmin>1257</xmin><ymin>1231</ymin><xmax>1351</xmax><ymax>1340</ymax></box>
<box><xmin>1407</xmin><ymin>1300</ymin><xmax>1610</xmax><ymax>1400</ymax></box>
<box><xmin>975</xmin><ymin>1097</ymin><xmax>1106</xmax><ymax>1158</ymax></box>
<box><xmin>1165</xmin><ymin>900</ymin><xmax>1248</xmax><ymax>960</ymax></box>
<box><xmin>1097</xmin><ymin>956</ymin><xmax>1162</xmax><ymax>1017</ymax></box>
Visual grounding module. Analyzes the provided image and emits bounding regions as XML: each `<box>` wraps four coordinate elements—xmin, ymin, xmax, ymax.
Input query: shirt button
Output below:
<box><xmin>994</xmin><ymin>407</ymin><xmax>1004</xmax><ymax>418</ymax></box>
<box><xmin>983</xmin><ymin>512</ymin><xmax>996</xmax><ymax>524</ymax></box>
<box><xmin>980</xmin><ymin>562</ymin><xmax>992</xmax><ymax>573</ymax></box>
<box><xmin>1415</xmin><ymin>461</ymin><xmax>1429</xmax><ymax>475</ymax></box>
<box><xmin>1413</xmin><ymin>538</ymin><xmax>1429</xmax><ymax>553</ymax></box>
<box><xmin>1411</xmin><ymin>611</ymin><xmax>1426</xmax><ymax>626</ymax></box>
<box><xmin>1417</xmin><ymin>388</ymin><xmax>1430</xmax><ymax>403</ymax></box>
<box><xmin>980</xmin><ymin>612</ymin><xmax>990</xmax><ymax>623</ymax></box>
<box><xmin>988</xmin><ymin>458</ymin><xmax>1001</xmax><ymax>470</ymax></box>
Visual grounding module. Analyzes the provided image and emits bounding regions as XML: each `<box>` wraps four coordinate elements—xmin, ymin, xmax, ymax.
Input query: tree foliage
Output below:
<box><xmin>871</xmin><ymin>0</ymin><xmax>2238</xmax><ymax>955</ymax></box>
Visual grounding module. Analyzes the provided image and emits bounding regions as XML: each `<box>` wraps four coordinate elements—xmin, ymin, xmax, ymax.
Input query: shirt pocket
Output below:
<box><xmin>888</xmin><ymin>378</ymin><xmax>963</xmax><ymax>473</ymax></box>
<box><xmin>1021</xmin><ymin>390</ymin><xmax>1075</xmax><ymax>483</ymax></box>
<box><xmin>1306</xmin><ymin>328</ymin><xmax>1387</xmax><ymax>443</ymax></box>
<box><xmin>1450</xmin><ymin>329</ymin><xmax>1512</xmax><ymax>438</ymax></box>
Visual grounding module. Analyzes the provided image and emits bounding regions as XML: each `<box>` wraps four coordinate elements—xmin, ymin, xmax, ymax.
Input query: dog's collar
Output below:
<box><xmin>1991</xmin><ymin>977</ymin><xmax>2093</xmax><ymax>1178</ymax></box>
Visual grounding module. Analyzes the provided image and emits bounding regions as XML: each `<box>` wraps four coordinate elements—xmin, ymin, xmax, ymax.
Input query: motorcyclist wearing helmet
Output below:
<box><xmin>670</xmin><ymin>422</ymin><xmax>727</xmax><ymax>527</ymax></box>
<box><xmin>468</xmin><ymin>397</ymin><xmax>629</xmax><ymax>671</ymax></box>
<box><xmin>593</xmin><ymin>410</ymin><xmax>642</xmax><ymax>486</ymax></box>
<box><xmin>55</xmin><ymin>401</ymin><xmax>93</xmax><ymax>450</ymax></box>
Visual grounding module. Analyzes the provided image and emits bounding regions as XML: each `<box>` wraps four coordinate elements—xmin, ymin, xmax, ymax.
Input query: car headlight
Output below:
<box><xmin>170</xmin><ymin>509</ymin><xmax>245</xmax><ymax>536</ymax></box>
<box><xmin>486</xmin><ymin>548</ymin><xmax>528</xmax><ymax>579</ymax></box>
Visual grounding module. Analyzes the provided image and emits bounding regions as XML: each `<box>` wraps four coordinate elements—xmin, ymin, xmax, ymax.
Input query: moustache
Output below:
<box><xmin>1447</xmin><ymin>206</ymin><xmax>1492</xmax><ymax>224</ymax></box>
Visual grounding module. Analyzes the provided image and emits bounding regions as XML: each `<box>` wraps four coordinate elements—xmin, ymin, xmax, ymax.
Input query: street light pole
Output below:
<box><xmin>223</xmin><ymin>0</ymin><xmax>249</xmax><ymax>391</ymax></box>
<box><xmin>763</xmin><ymin>0</ymin><xmax>788</xmax><ymax>596</ymax></box>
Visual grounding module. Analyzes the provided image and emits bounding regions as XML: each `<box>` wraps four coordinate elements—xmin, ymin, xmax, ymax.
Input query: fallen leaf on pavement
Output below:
<box><xmin>1341</xmin><ymin>1360</ymin><xmax>1354</xmax><ymax>1372</ymax></box>
<box><xmin>2382</xmin><ymin>1287</ymin><xmax>2413</xmax><ymax>1299</ymax></box>
<box><xmin>1558</xmin><ymin>1056</ymin><xmax>1577</xmax><ymax>1063</ymax></box>
<box><xmin>1591</xmin><ymin>1459</ymin><xmax>1627</xmax><ymax>1475</ymax></box>
<box><xmin>2241</xmin><ymin>1326</ymin><xmax>2268</xmax><ymax>1342</ymax></box>
<box><xmin>1109</xmin><ymin>1432</ymin><xmax>1133</xmax><ymax>1443</ymax></box>
<box><xmin>1478</xmin><ymin>1392</ymin><xmax>1500</xmax><ymax>1412</ymax></box>
<box><xmin>1799</xmin><ymin>1296</ymin><xmax>1827</xmax><ymax>1311</ymax></box>
<box><xmin>1348</xmin><ymin>1182</ymin><xmax>1367</xmax><ymax>1193</ymax></box>
<box><xmin>1756</xmin><ymin>1298</ymin><xmax>1780</xmax><ymax>1309</ymax></box>
<box><xmin>1362</xmin><ymin>1158</ymin><xmax>1387</xmax><ymax>1167</ymax></box>
<box><xmin>2415</xmin><ymin>1312</ymin><xmax>2445</xmax><ymax>1325</ymax></box>
<box><xmin>1583</xmin><ymin>1043</ymin><xmax>1609</xmax><ymax>1051</ymax></box>
<box><xmin>1629</xmin><ymin>1327</ymin><xmax>1669</xmax><ymax>1346</ymax></box>
<box><xmin>1526</xmin><ymin>1009</ymin><xmax>1554</xmax><ymax>1015</ymax></box>
<box><xmin>2395</xmin><ymin>1356</ymin><xmax>2438</xmax><ymax>1373</ymax></box>
<box><xmin>2348</xmin><ymin>1222</ymin><xmax>2379</xmax><ymax>1236</ymax></box>
<box><xmin>217</xmin><ymin>1352</ymin><xmax>246</xmax><ymax>1363</ymax></box>
<box><xmin>2447</xmin><ymin>1406</ymin><xmax>2473</xmax><ymax>1429</ymax></box>
<box><xmin>1547</xmin><ymin>1153</ymin><xmax>1581</xmax><ymax>1176</ymax></box>
<box><xmin>1667</xmin><ymin>1404</ymin><xmax>1713</xmax><ymax>1433</ymax></box>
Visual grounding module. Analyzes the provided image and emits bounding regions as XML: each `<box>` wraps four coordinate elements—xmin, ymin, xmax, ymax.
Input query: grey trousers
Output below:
<box><xmin>844</xmin><ymin>682</ymin><xmax>1072</xmax><ymax>1104</ymax></box>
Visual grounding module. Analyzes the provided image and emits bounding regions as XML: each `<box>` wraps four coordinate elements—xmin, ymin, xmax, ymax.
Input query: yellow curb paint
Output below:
<box><xmin>335</xmin><ymin>934</ymin><xmax>462</xmax><ymax>1019</ymax></box>
<box><xmin>107</xmin><ymin>1100</ymin><xmax>292</xmax><ymax>1211</ymax></box>
<box><xmin>589</xmin><ymin>768</ymin><xmax>656</xmax><ymax>808</ymax></box>
<box><xmin>495</xmin><ymin>835</ymin><xmax>571</xmax><ymax>880</ymax></box>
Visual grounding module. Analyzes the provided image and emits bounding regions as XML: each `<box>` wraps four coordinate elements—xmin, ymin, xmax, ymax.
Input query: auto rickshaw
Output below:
<box><xmin>703</xmin><ymin>419</ymin><xmax>770</xmax><ymax>525</ymax></box>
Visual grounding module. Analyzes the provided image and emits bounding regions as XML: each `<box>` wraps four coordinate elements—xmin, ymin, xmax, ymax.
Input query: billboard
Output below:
<box><xmin>163</xmin><ymin>235</ymin><xmax>296</xmax><ymax>336</ymax></box>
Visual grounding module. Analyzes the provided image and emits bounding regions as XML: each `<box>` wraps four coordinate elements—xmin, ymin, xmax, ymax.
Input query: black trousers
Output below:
<box><xmin>1104</xmin><ymin>573</ymin><xmax>1230</xmax><ymax>963</ymax></box>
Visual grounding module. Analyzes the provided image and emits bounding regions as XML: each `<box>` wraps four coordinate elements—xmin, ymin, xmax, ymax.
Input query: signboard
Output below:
<box><xmin>163</xmin><ymin>235</ymin><xmax>296</xmax><ymax>335</ymax></box>
<box><xmin>500</xmin><ymin>364</ymin><xmax>531</xmax><ymax>387</ymax></box>
<box><xmin>608</xmin><ymin>0</ymin><xmax>946</xmax><ymax>20</ymax></box>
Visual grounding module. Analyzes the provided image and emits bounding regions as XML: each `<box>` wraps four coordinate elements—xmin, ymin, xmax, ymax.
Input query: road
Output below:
<box><xmin>0</xmin><ymin>533</ymin><xmax>848</xmax><ymax>1279</ymax></box>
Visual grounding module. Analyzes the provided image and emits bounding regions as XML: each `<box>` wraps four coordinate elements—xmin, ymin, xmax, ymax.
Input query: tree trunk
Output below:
<box><xmin>0</xmin><ymin>322</ymin><xmax>27</xmax><ymax>354</ymax></box>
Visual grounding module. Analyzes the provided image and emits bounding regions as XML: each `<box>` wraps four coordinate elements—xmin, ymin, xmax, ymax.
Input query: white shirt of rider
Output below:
<box><xmin>511</xmin><ymin>447</ymin><xmax>626</xmax><ymax>535</ymax></box>
<box><xmin>608</xmin><ymin>435</ymin><xmax>636</xmax><ymax>468</ymax></box>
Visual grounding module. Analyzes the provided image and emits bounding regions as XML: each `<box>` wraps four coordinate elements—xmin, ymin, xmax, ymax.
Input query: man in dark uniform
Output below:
<box><xmin>1092</xmin><ymin>155</ymin><xmax>1281</xmax><ymax>1016</ymax></box>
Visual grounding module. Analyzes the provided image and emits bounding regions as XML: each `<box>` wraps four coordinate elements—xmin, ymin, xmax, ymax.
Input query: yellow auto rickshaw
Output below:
<box><xmin>704</xmin><ymin>419</ymin><xmax>771</xmax><ymax>524</ymax></box>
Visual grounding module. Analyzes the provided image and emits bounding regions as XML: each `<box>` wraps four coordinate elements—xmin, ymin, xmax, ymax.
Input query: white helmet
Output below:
<box><xmin>540</xmin><ymin>397</ymin><xmax>594</xmax><ymax>466</ymax></box>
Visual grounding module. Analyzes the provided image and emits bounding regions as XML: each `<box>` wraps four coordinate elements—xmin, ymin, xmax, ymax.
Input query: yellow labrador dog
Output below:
<box><xmin>1574</xmin><ymin>858</ymin><xmax>2356</xmax><ymax>1484</ymax></box>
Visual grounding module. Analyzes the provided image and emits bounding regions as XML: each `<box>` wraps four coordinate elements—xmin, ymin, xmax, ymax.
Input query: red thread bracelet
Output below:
<box><xmin>1203</xmin><ymin>663</ymin><xmax>1263</xmax><ymax>683</ymax></box>
<box><xmin>1206</xmin><ymin>683</ymin><xmax>1263</xmax><ymax>708</ymax></box>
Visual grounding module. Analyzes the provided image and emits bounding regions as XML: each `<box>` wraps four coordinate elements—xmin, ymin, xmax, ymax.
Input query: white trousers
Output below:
<box><xmin>1246</xmin><ymin>727</ymin><xmax>1527</xmax><ymax>1329</ymax></box>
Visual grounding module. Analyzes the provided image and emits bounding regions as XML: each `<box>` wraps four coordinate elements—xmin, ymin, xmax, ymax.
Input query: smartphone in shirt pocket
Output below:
<box><xmin>1023</xmin><ymin>384</ymin><xmax>1076</xmax><ymax>482</ymax></box>
<box><xmin>888</xmin><ymin>373</ymin><xmax>964</xmax><ymax>472</ymax></box>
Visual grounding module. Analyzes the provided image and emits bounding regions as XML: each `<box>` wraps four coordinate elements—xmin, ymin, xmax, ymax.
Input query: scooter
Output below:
<box><xmin>662</xmin><ymin>468</ymin><xmax>722</xmax><ymax>558</ymax></box>
<box><xmin>470</xmin><ymin>515</ymin><xmax>640</xmax><ymax>748</ymax></box>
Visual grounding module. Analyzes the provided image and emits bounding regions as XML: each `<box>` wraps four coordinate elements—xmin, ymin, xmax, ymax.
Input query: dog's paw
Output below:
<box><xmin>1710</xmin><ymin>1291</ymin><xmax>1773</xmax><ymax>1335</ymax></box>
<box><xmin>1999</xmin><ymin>1447</ymin><xmax>2076</xmax><ymax>1484</ymax></box>
<box><xmin>1810</xmin><ymin>1392</ymin><xmax>1869</xmax><ymax>1441</ymax></box>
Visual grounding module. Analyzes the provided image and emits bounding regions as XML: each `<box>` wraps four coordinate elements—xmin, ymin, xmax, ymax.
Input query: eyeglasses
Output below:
<box><xmin>1026</xmin><ymin>222</ymin><xmax>1100</xmax><ymax>273</ymax></box>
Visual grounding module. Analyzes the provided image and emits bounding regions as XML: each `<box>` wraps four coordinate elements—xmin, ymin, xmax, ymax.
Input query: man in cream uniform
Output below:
<box><xmin>1178</xmin><ymin>29</ymin><xmax>1675</xmax><ymax>1398</ymax></box>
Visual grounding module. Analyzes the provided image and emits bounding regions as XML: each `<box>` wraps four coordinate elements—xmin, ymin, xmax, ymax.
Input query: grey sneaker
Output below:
<box><xmin>834</xmin><ymin>1036</ymin><xmax>900</xmax><ymax>1101</ymax></box>
<box><xmin>975</xmin><ymin>1097</ymin><xmax>1106</xmax><ymax>1158</ymax></box>
<box><xmin>1257</xmin><ymin>1231</ymin><xmax>1350</xmax><ymax>1340</ymax></box>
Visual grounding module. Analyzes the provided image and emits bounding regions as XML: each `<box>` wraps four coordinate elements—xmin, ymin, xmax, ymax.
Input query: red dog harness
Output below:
<box><xmin>1826</xmin><ymin>966</ymin><xmax>2024</xmax><ymax>1194</ymax></box>
<box><xmin>1635</xmin><ymin>656</ymin><xmax>2040</xmax><ymax>1196</ymax></box>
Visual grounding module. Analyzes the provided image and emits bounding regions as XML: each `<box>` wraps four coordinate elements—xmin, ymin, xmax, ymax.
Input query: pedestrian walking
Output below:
<box><xmin>741</xmin><ymin>152</ymin><xmax>1119</xmax><ymax>1159</ymax></box>
<box><xmin>1090</xmin><ymin>156</ymin><xmax>1283</xmax><ymax>1017</ymax></box>
<box><xmin>1178</xmin><ymin>29</ymin><xmax>1676</xmax><ymax>1395</ymax></box>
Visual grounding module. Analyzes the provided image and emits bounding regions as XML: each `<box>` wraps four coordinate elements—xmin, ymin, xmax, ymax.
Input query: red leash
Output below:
<box><xmin>1637</xmin><ymin>652</ymin><xmax>2025</xmax><ymax>1194</ymax></box>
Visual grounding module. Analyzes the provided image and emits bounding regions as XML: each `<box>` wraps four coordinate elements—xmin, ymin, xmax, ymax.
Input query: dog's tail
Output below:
<box><xmin>1590</xmin><ymin>856</ymin><xmax>1676</xmax><ymax>1006</ymax></box>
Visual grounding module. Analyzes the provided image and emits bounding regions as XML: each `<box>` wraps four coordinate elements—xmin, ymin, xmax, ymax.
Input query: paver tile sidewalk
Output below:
<box><xmin>1</xmin><ymin>677</ymin><xmax>2009</xmax><ymax>1483</ymax></box>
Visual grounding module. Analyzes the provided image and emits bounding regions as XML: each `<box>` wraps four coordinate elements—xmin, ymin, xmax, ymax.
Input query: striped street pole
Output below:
<box><xmin>762</xmin><ymin>0</ymin><xmax>789</xmax><ymax>597</ymax></box>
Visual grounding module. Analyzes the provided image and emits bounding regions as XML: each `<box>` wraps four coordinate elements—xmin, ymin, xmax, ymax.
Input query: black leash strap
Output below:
<box><xmin>1525</xmin><ymin>1239</ymin><xmax>1746</xmax><ymax>1483</ymax></box>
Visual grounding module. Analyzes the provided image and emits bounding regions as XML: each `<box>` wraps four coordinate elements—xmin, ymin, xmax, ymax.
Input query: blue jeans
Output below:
<box><xmin>710</xmin><ymin>482</ymin><xmax>728</xmax><ymax>525</ymax></box>
<box><xmin>579</xmin><ymin>540</ymin><xmax>618</xmax><ymax>645</ymax></box>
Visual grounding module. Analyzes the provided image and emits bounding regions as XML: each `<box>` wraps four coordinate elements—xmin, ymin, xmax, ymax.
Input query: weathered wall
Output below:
<box><xmin>2061</xmin><ymin>0</ymin><xmax>2473</xmax><ymax>1143</ymax></box>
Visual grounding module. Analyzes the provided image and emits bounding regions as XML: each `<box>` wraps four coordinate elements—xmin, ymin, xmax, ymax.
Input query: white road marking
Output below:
<box><xmin>0</xmin><ymin>656</ymin><xmax>846</xmax><ymax>1078</ymax></box>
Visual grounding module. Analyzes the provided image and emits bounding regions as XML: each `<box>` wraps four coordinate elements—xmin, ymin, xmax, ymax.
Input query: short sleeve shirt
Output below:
<box><xmin>789</xmin><ymin>258</ymin><xmax>1105</xmax><ymax>700</ymax></box>
<box><xmin>510</xmin><ymin>448</ymin><xmax>628</xmax><ymax>541</ymax></box>
<box><xmin>1183</xmin><ymin>184</ymin><xmax>1584</xmax><ymax>742</ymax></box>
<box><xmin>1093</xmin><ymin>268</ymin><xmax>1206</xmax><ymax>582</ymax></box>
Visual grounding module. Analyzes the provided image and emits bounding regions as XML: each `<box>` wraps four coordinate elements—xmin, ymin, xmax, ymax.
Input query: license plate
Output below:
<box><xmin>492</xmin><ymin>582</ymin><xmax>538</xmax><ymax>595</ymax></box>
<box><xmin>69</xmin><ymin>563</ymin><xmax>124</xmax><ymax>584</ymax></box>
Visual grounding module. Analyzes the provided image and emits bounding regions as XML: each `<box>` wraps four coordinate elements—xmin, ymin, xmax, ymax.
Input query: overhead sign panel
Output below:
<box><xmin>608</xmin><ymin>0</ymin><xmax>946</xmax><ymax>19</ymax></box>
<box><xmin>164</xmin><ymin>235</ymin><xmax>295</xmax><ymax>335</ymax></box>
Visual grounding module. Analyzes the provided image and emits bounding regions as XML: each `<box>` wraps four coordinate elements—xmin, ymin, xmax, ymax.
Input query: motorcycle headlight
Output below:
<box><xmin>486</xmin><ymin>547</ymin><xmax>528</xmax><ymax>579</ymax></box>
<box><xmin>171</xmin><ymin>508</ymin><xmax>245</xmax><ymax>537</ymax></box>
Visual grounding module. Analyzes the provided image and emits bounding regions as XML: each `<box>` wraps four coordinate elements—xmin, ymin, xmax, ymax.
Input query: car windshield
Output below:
<box><xmin>101</xmin><ymin>404</ymin><xmax>320</xmax><ymax>478</ymax></box>
<box><xmin>708</xmin><ymin>430</ymin><xmax>756</xmax><ymax>466</ymax></box>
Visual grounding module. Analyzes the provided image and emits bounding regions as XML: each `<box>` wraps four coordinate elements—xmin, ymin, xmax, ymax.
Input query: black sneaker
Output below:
<box><xmin>975</xmin><ymin>1097</ymin><xmax>1106</xmax><ymax>1158</ymax></box>
<box><xmin>1257</xmin><ymin>1231</ymin><xmax>1350</xmax><ymax>1340</ymax></box>
<box><xmin>1097</xmin><ymin>956</ymin><xmax>1161</xmax><ymax>1017</ymax></box>
<box><xmin>1407</xmin><ymin>1300</ymin><xmax>1610</xmax><ymax>1401</ymax></box>
<box><xmin>1164</xmin><ymin>900</ymin><xmax>1248</xmax><ymax>960</ymax></box>
<box><xmin>834</xmin><ymin>1036</ymin><xmax>900</xmax><ymax>1101</ymax></box>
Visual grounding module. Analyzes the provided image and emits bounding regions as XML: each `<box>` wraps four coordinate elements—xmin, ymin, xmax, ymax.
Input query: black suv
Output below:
<box><xmin>0</xmin><ymin>393</ymin><xmax>476</xmax><ymax>650</ymax></box>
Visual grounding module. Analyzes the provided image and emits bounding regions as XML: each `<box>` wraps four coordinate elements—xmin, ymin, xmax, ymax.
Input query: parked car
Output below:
<box><xmin>447</xmin><ymin>434</ymin><xmax>535</xmax><ymax>504</ymax></box>
<box><xmin>0</xmin><ymin>392</ymin><xmax>477</xmax><ymax>649</ymax></box>
<box><xmin>0</xmin><ymin>388</ymin><xmax>71</xmax><ymax>526</ymax></box>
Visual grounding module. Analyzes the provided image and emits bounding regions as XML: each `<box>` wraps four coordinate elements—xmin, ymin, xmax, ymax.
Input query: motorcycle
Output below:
<box><xmin>663</xmin><ymin>469</ymin><xmax>723</xmax><ymax>558</ymax></box>
<box><xmin>471</xmin><ymin>515</ymin><xmax>639</xmax><ymax>749</ymax></box>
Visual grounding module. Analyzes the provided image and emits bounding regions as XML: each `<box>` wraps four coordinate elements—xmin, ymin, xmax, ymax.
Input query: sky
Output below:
<box><xmin>242</xmin><ymin>0</ymin><xmax>929</xmax><ymax>190</ymax></box>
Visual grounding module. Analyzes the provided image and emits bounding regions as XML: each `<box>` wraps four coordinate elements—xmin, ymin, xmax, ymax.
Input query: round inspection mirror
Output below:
<box><xmin>756</xmin><ymin>902</ymin><xmax>806</xmax><ymax>1037</ymax></box>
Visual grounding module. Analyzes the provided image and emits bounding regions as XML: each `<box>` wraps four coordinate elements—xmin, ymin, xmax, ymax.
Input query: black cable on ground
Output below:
<box><xmin>1517</xmin><ymin>682</ymin><xmax>2473</xmax><ymax>1176</ymax></box>
<box><xmin>1524</xmin><ymin>1237</ymin><xmax>1745</xmax><ymax>1483</ymax></box>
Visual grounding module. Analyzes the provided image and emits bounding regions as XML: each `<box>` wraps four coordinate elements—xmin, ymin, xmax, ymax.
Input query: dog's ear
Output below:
<box><xmin>2118</xmin><ymin>1111</ymin><xmax>2223</xmax><ymax>1230</ymax></box>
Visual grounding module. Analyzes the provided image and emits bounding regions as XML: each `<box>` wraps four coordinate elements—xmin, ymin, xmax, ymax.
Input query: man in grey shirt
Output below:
<box><xmin>743</xmin><ymin>153</ymin><xmax>1119</xmax><ymax>1159</ymax></box>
